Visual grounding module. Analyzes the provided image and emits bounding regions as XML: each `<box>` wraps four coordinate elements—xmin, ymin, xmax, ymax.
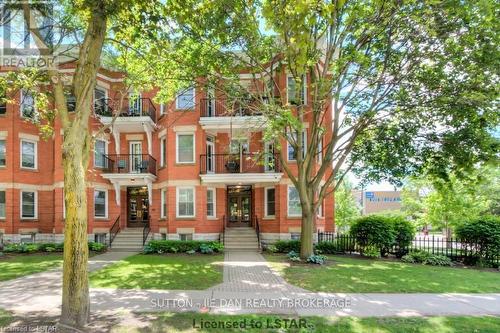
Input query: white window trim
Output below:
<box><xmin>264</xmin><ymin>187</ymin><xmax>276</xmax><ymax>217</ymax></box>
<box><xmin>93</xmin><ymin>188</ymin><xmax>108</xmax><ymax>219</ymax></box>
<box><xmin>207</xmin><ymin>187</ymin><xmax>216</xmax><ymax>218</ymax></box>
<box><xmin>62</xmin><ymin>190</ymin><xmax>66</xmax><ymax>219</ymax></box>
<box><xmin>0</xmin><ymin>139</ymin><xmax>6</xmax><ymax>167</ymax></box>
<box><xmin>160</xmin><ymin>103</ymin><xmax>166</xmax><ymax>115</ymax></box>
<box><xmin>176</xmin><ymin>132</ymin><xmax>195</xmax><ymax>164</ymax></box>
<box><xmin>160</xmin><ymin>188</ymin><xmax>167</xmax><ymax>218</ymax></box>
<box><xmin>176</xmin><ymin>186</ymin><xmax>195</xmax><ymax>218</ymax></box>
<box><xmin>175</xmin><ymin>87</ymin><xmax>195</xmax><ymax>110</ymax></box>
<box><xmin>287</xmin><ymin>130</ymin><xmax>307</xmax><ymax>162</ymax></box>
<box><xmin>20</xmin><ymin>190</ymin><xmax>38</xmax><ymax>220</ymax></box>
<box><xmin>317</xmin><ymin>198</ymin><xmax>324</xmax><ymax>217</ymax></box>
<box><xmin>20</xmin><ymin>139</ymin><xmax>38</xmax><ymax>170</ymax></box>
<box><xmin>286</xmin><ymin>74</ymin><xmax>307</xmax><ymax>105</ymax></box>
<box><xmin>160</xmin><ymin>136</ymin><xmax>167</xmax><ymax>167</ymax></box>
<box><xmin>94</xmin><ymin>86</ymin><xmax>108</xmax><ymax>101</ymax></box>
<box><xmin>93</xmin><ymin>139</ymin><xmax>108</xmax><ymax>168</ymax></box>
<box><xmin>317</xmin><ymin>137</ymin><xmax>323</xmax><ymax>163</ymax></box>
<box><xmin>20</xmin><ymin>89</ymin><xmax>37</xmax><ymax>118</ymax></box>
<box><xmin>287</xmin><ymin>185</ymin><xmax>302</xmax><ymax>217</ymax></box>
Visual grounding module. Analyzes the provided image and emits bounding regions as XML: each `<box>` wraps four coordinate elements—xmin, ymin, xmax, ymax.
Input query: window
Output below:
<box><xmin>317</xmin><ymin>137</ymin><xmax>323</xmax><ymax>163</ymax></box>
<box><xmin>0</xmin><ymin>92</ymin><xmax>6</xmax><ymax>114</ymax></box>
<box><xmin>160</xmin><ymin>103</ymin><xmax>166</xmax><ymax>115</ymax></box>
<box><xmin>160</xmin><ymin>136</ymin><xmax>167</xmax><ymax>167</ymax></box>
<box><xmin>265</xmin><ymin>187</ymin><xmax>276</xmax><ymax>217</ymax></box>
<box><xmin>94</xmin><ymin>189</ymin><xmax>107</xmax><ymax>218</ymax></box>
<box><xmin>287</xmin><ymin>186</ymin><xmax>302</xmax><ymax>217</ymax></box>
<box><xmin>65</xmin><ymin>91</ymin><xmax>76</xmax><ymax>112</ymax></box>
<box><xmin>176</xmin><ymin>87</ymin><xmax>195</xmax><ymax>109</ymax></box>
<box><xmin>94</xmin><ymin>233</ymin><xmax>106</xmax><ymax>244</ymax></box>
<box><xmin>287</xmin><ymin>75</ymin><xmax>306</xmax><ymax>105</ymax></box>
<box><xmin>21</xmin><ymin>191</ymin><xmax>37</xmax><ymax>219</ymax></box>
<box><xmin>290</xmin><ymin>232</ymin><xmax>301</xmax><ymax>241</ymax></box>
<box><xmin>21</xmin><ymin>90</ymin><xmax>36</xmax><ymax>118</ymax></box>
<box><xmin>21</xmin><ymin>140</ymin><xmax>37</xmax><ymax>169</ymax></box>
<box><xmin>179</xmin><ymin>233</ymin><xmax>193</xmax><ymax>241</ymax></box>
<box><xmin>62</xmin><ymin>190</ymin><xmax>66</xmax><ymax>219</ymax></box>
<box><xmin>207</xmin><ymin>188</ymin><xmax>215</xmax><ymax>217</ymax></box>
<box><xmin>287</xmin><ymin>130</ymin><xmax>307</xmax><ymax>161</ymax></box>
<box><xmin>94</xmin><ymin>87</ymin><xmax>108</xmax><ymax>115</ymax></box>
<box><xmin>161</xmin><ymin>188</ymin><xmax>167</xmax><ymax>218</ymax></box>
<box><xmin>176</xmin><ymin>133</ymin><xmax>194</xmax><ymax>163</ymax></box>
<box><xmin>0</xmin><ymin>140</ymin><xmax>5</xmax><ymax>166</ymax></box>
<box><xmin>177</xmin><ymin>187</ymin><xmax>195</xmax><ymax>218</ymax></box>
<box><xmin>317</xmin><ymin>199</ymin><xmax>324</xmax><ymax>217</ymax></box>
<box><xmin>160</xmin><ymin>233</ymin><xmax>167</xmax><ymax>240</ymax></box>
<box><xmin>20</xmin><ymin>233</ymin><xmax>35</xmax><ymax>243</ymax></box>
<box><xmin>0</xmin><ymin>190</ymin><xmax>5</xmax><ymax>218</ymax></box>
<box><xmin>94</xmin><ymin>139</ymin><xmax>106</xmax><ymax>168</ymax></box>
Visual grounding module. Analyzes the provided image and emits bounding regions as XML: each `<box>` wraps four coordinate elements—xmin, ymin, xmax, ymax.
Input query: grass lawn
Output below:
<box><xmin>0</xmin><ymin>254</ymin><xmax>63</xmax><ymax>281</ymax></box>
<box><xmin>265</xmin><ymin>254</ymin><xmax>500</xmax><ymax>293</ymax></box>
<box><xmin>89</xmin><ymin>254</ymin><xmax>224</xmax><ymax>290</ymax></box>
<box><xmin>0</xmin><ymin>309</ymin><xmax>13</xmax><ymax>327</ymax></box>
<box><xmin>111</xmin><ymin>313</ymin><xmax>500</xmax><ymax>332</ymax></box>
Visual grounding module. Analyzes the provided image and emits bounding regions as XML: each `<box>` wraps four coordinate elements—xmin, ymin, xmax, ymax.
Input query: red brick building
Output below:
<box><xmin>0</xmin><ymin>65</ymin><xmax>334</xmax><ymax>249</ymax></box>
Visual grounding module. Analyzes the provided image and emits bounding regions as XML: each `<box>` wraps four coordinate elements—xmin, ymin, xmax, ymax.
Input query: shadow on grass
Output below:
<box><xmin>0</xmin><ymin>254</ymin><xmax>63</xmax><ymax>281</ymax></box>
<box><xmin>89</xmin><ymin>254</ymin><xmax>224</xmax><ymax>290</ymax></box>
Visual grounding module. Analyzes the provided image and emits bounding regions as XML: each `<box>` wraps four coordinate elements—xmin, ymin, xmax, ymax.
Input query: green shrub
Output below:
<box><xmin>273</xmin><ymin>240</ymin><xmax>300</xmax><ymax>253</ymax></box>
<box><xmin>315</xmin><ymin>241</ymin><xmax>342</xmax><ymax>254</ymax></box>
<box><xmin>390</xmin><ymin>216</ymin><xmax>416</xmax><ymax>258</ymax></box>
<box><xmin>307</xmin><ymin>254</ymin><xmax>327</xmax><ymax>265</ymax></box>
<box><xmin>3</xmin><ymin>243</ymin><xmax>23</xmax><ymax>253</ymax></box>
<box><xmin>402</xmin><ymin>251</ymin><xmax>452</xmax><ymax>266</ymax></box>
<box><xmin>200</xmin><ymin>244</ymin><xmax>214</xmax><ymax>254</ymax></box>
<box><xmin>88</xmin><ymin>242</ymin><xmax>107</xmax><ymax>252</ymax></box>
<box><xmin>145</xmin><ymin>240</ymin><xmax>223</xmax><ymax>254</ymax></box>
<box><xmin>287</xmin><ymin>250</ymin><xmax>299</xmax><ymax>260</ymax></box>
<box><xmin>350</xmin><ymin>215</ymin><xmax>395</xmax><ymax>256</ymax></box>
<box><xmin>456</xmin><ymin>216</ymin><xmax>500</xmax><ymax>265</ymax></box>
<box><xmin>186</xmin><ymin>250</ymin><xmax>196</xmax><ymax>255</ymax></box>
<box><xmin>362</xmin><ymin>245</ymin><xmax>381</xmax><ymax>259</ymax></box>
<box><xmin>264</xmin><ymin>244</ymin><xmax>278</xmax><ymax>253</ymax></box>
<box><xmin>39</xmin><ymin>243</ymin><xmax>64</xmax><ymax>252</ymax></box>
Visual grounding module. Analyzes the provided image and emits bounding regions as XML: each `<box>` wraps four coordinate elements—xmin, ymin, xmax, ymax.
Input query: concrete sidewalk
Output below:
<box><xmin>0</xmin><ymin>249</ymin><xmax>499</xmax><ymax>318</ymax></box>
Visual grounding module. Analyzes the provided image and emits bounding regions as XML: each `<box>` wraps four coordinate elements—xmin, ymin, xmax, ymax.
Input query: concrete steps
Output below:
<box><xmin>110</xmin><ymin>228</ymin><xmax>147</xmax><ymax>252</ymax></box>
<box><xmin>224</xmin><ymin>227</ymin><xmax>260</xmax><ymax>251</ymax></box>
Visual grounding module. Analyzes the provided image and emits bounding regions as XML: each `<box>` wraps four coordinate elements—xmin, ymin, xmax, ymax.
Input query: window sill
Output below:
<box><xmin>158</xmin><ymin>166</ymin><xmax>167</xmax><ymax>170</ymax></box>
<box><xmin>175</xmin><ymin>108</ymin><xmax>195</xmax><ymax>112</ymax></box>
<box><xmin>262</xmin><ymin>216</ymin><xmax>275</xmax><ymax>220</ymax></box>
<box><xmin>175</xmin><ymin>217</ymin><xmax>196</xmax><ymax>220</ymax></box>
<box><xmin>20</xmin><ymin>167</ymin><xmax>38</xmax><ymax>172</ymax></box>
<box><xmin>159</xmin><ymin>217</ymin><xmax>168</xmax><ymax>221</ymax></box>
<box><xmin>287</xmin><ymin>216</ymin><xmax>302</xmax><ymax>220</ymax></box>
<box><xmin>175</xmin><ymin>163</ymin><xmax>196</xmax><ymax>166</ymax></box>
<box><xmin>20</xmin><ymin>219</ymin><xmax>38</xmax><ymax>222</ymax></box>
<box><xmin>207</xmin><ymin>217</ymin><xmax>218</xmax><ymax>220</ymax></box>
<box><xmin>94</xmin><ymin>217</ymin><xmax>109</xmax><ymax>221</ymax></box>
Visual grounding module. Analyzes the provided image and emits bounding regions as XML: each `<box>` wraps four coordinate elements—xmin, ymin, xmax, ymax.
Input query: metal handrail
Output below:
<box><xmin>221</xmin><ymin>215</ymin><xmax>226</xmax><ymax>245</ymax></box>
<box><xmin>200</xmin><ymin>153</ymin><xmax>281</xmax><ymax>174</ymax></box>
<box><xmin>200</xmin><ymin>98</ymin><xmax>268</xmax><ymax>117</ymax></box>
<box><xmin>94</xmin><ymin>97</ymin><xmax>156</xmax><ymax>122</ymax></box>
<box><xmin>109</xmin><ymin>215</ymin><xmax>120</xmax><ymax>247</ymax></box>
<box><xmin>142</xmin><ymin>220</ymin><xmax>151</xmax><ymax>246</ymax></box>
<box><xmin>254</xmin><ymin>215</ymin><xmax>261</xmax><ymax>250</ymax></box>
<box><xmin>102</xmin><ymin>154</ymin><xmax>157</xmax><ymax>175</ymax></box>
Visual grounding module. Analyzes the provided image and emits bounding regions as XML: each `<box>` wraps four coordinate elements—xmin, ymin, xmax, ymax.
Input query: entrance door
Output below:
<box><xmin>227</xmin><ymin>185</ymin><xmax>252</xmax><ymax>226</ymax></box>
<box><xmin>129</xmin><ymin>141</ymin><xmax>142</xmax><ymax>173</ymax></box>
<box><xmin>264</xmin><ymin>142</ymin><xmax>275</xmax><ymax>172</ymax></box>
<box><xmin>207</xmin><ymin>88</ymin><xmax>215</xmax><ymax>117</ymax></box>
<box><xmin>129</xmin><ymin>93</ymin><xmax>142</xmax><ymax>116</ymax></box>
<box><xmin>206</xmin><ymin>136</ymin><xmax>215</xmax><ymax>173</ymax></box>
<box><xmin>127</xmin><ymin>187</ymin><xmax>149</xmax><ymax>227</ymax></box>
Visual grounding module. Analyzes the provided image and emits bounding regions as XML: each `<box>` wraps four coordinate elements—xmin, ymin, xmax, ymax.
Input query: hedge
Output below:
<box><xmin>455</xmin><ymin>216</ymin><xmax>500</xmax><ymax>265</ymax></box>
<box><xmin>350</xmin><ymin>215</ymin><xmax>395</xmax><ymax>256</ymax></box>
<box><xmin>2</xmin><ymin>242</ymin><xmax>107</xmax><ymax>253</ymax></box>
<box><xmin>143</xmin><ymin>240</ymin><xmax>224</xmax><ymax>254</ymax></box>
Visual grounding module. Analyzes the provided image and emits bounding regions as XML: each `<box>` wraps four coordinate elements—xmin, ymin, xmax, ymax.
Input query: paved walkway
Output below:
<box><xmin>0</xmin><ymin>250</ymin><xmax>499</xmax><ymax>318</ymax></box>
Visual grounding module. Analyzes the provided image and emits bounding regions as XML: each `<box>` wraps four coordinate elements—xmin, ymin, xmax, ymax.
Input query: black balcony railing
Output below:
<box><xmin>200</xmin><ymin>98</ymin><xmax>270</xmax><ymax>117</ymax></box>
<box><xmin>102</xmin><ymin>154</ymin><xmax>157</xmax><ymax>175</ymax></box>
<box><xmin>200</xmin><ymin>153</ymin><xmax>281</xmax><ymax>174</ymax></box>
<box><xmin>94</xmin><ymin>97</ymin><xmax>156</xmax><ymax>122</ymax></box>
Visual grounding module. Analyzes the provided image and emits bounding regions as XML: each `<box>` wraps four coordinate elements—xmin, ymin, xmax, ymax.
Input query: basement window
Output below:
<box><xmin>94</xmin><ymin>233</ymin><xmax>107</xmax><ymax>244</ymax></box>
<box><xmin>179</xmin><ymin>233</ymin><xmax>193</xmax><ymax>241</ymax></box>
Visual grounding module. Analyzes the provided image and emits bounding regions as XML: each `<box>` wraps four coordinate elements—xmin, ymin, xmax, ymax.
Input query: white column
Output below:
<box><xmin>143</xmin><ymin>123</ymin><xmax>153</xmax><ymax>155</ymax></box>
<box><xmin>112</xmin><ymin>127</ymin><xmax>120</xmax><ymax>155</ymax></box>
<box><xmin>113</xmin><ymin>182</ymin><xmax>121</xmax><ymax>206</ymax></box>
<box><xmin>146</xmin><ymin>178</ymin><xmax>153</xmax><ymax>203</ymax></box>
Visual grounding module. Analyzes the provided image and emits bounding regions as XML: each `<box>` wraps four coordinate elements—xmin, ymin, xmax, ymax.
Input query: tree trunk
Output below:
<box><xmin>60</xmin><ymin>132</ymin><xmax>91</xmax><ymax>330</ymax></box>
<box><xmin>300</xmin><ymin>211</ymin><xmax>315</xmax><ymax>259</ymax></box>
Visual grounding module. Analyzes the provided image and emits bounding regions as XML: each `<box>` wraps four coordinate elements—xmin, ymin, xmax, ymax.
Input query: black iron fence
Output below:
<box><xmin>200</xmin><ymin>153</ymin><xmax>281</xmax><ymax>174</ymax></box>
<box><xmin>102</xmin><ymin>154</ymin><xmax>157</xmax><ymax>175</ymax></box>
<box><xmin>317</xmin><ymin>232</ymin><xmax>500</xmax><ymax>267</ymax></box>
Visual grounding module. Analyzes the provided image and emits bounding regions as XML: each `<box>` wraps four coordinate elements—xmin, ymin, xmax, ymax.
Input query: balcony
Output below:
<box><xmin>100</xmin><ymin>154</ymin><xmax>157</xmax><ymax>206</ymax></box>
<box><xmin>95</xmin><ymin>97</ymin><xmax>156</xmax><ymax>122</ymax></box>
<box><xmin>199</xmin><ymin>153</ymin><xmax>283</xmax><ymax>184</ymax></box>
<box><xmin>199</xmin><ymin>98</ymin><xmax>267</xmax><ymax>132</ymax></box>
<box><xmin>95</xmin><ymin>98</ymin><xmax>157</xmax><ymax>156</ymax></box>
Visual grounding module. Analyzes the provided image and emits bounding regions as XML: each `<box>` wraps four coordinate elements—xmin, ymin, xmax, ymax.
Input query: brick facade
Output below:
<box><xmin>0</xmin><ymin>65</ymin><xmax>334</xmax><ymax>246</ymax></box>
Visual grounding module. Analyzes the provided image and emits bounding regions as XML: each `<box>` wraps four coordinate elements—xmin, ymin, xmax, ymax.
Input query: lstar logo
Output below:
<box><xmin>0</xmin><ymin>0</ymin><xmax>58</xmax><ymax>69</ymax></box>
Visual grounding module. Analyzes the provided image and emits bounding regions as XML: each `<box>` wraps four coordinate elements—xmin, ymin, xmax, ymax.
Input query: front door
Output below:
<box><xmin>127</xmin><ymin>187</ymin><xmax>149</xmax><ymax>227</ymax></box>
<box><xmin>129</xmin><ymin>141</ymin><xmax>142</xmax><ymax>173</ymax></box>
<box><xmin>227</xmin><ymin>185</ymin><xmax>252</xmax><ymax>226</ymax></box>
<box><xmin>206</xmin><ymin>136</ymin><xmax>215</xmax><ymax>173</ymax></box>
